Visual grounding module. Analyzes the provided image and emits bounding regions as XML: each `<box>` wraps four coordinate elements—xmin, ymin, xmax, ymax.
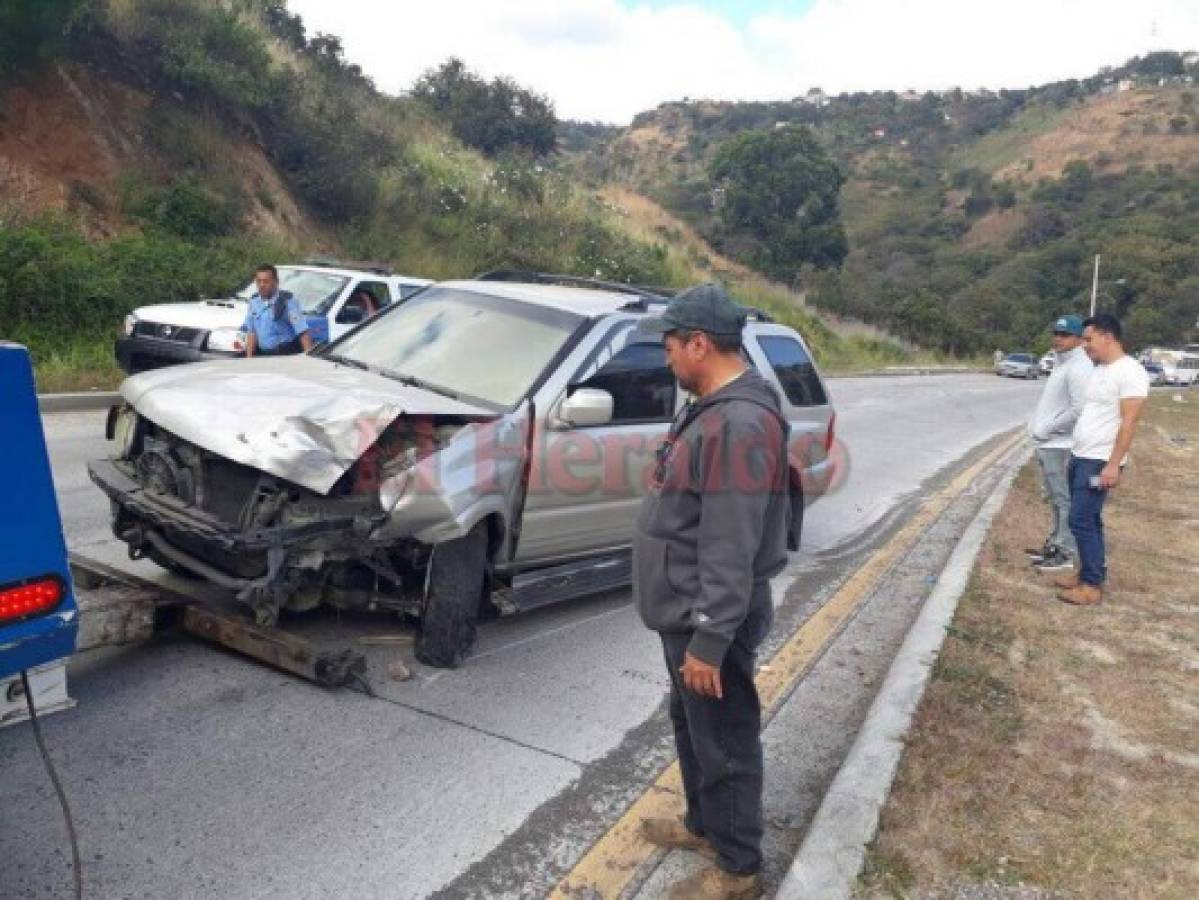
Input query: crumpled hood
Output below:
<box><xmin>121</xmin><ymin>355</ymin><xmax>494</xmax><ymax>494</ymax></box>
<box><xmin>133</xmin><ymin>299</ymin><xmax>248</xmax><ymax>330</ymax></box>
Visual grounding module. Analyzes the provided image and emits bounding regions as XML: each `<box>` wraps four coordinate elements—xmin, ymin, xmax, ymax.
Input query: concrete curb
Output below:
<box><xmin>775</xmin><ymin>442</ymin><xmax>1032</xmax><ymax>900</ymax></box>
<box><xmin>37</xmin><ymin>392</ymin><xmax>120</xmax><ymax>413</ymax></box>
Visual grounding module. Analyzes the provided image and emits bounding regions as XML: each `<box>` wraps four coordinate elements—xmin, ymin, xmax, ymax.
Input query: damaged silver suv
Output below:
<box><xmin>90</xmin><ymin>273</ymin><xmax>837</xmax><ymax>667</ymax></box>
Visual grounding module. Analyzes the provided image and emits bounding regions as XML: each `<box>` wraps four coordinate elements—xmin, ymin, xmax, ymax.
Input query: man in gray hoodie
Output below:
<box><xmin>633</xmin><ymin>284</ymin><xmax>790</xmax><ymax>900</ymax></box>
<box><xmin>1027</xmin><ymin>314</ymin><xmax>1093</xmax><ymax>571</ymax></box>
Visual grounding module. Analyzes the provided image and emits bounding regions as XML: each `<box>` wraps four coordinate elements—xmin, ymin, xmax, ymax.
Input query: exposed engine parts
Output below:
<box><xmin>102</xmin><ymin>413</ymin><xmax>462</xmax><ymax>626</ymax></box>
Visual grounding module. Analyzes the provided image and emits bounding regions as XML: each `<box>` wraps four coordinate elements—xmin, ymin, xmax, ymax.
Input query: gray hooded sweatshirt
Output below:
<box><xmin>633</xmin><ymin>369</ymin><xmax>790</xmax><ymax>666</ymax></box>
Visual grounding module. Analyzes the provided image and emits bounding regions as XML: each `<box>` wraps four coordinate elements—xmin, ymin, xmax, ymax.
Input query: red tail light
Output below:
<box><xmin>824</xmin><ymin>412</ymin><xmax>836</xmax><ymax>454</ymax></box>
<box><xmin>0</xmin><ymin>576</ymin><xmax>65</xmax><ymax>625</ymax></box>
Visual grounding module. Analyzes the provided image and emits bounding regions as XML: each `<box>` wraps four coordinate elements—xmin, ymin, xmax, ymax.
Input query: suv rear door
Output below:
<box><xmin>743</xmin><ymin>323</ymin><xmax>835</xmax><ymax>501</ymax></box>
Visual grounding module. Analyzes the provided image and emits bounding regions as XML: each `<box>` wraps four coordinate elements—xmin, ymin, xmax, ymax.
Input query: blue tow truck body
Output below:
<box><xmin>0</xmin><ymin>344</ymin><xmax>78</xmax><ymax>680</ymax></box>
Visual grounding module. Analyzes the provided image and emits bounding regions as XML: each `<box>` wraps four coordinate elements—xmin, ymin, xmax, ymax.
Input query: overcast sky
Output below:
<box><xmin>287</xmin><ymin>0</ymin><xmax>1199</xmax><ymax>123</ymax></box>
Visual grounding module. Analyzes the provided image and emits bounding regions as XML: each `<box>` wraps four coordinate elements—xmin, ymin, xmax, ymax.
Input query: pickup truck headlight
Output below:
<box><xmin>206</xmin><ymin>328</ymin><xmax>246</xmax><ymax>353</ymax></box>
<box><xmin>123</xmin><ymin>314</ymin><xmax>139</xmax><ymax>337</ymax></box>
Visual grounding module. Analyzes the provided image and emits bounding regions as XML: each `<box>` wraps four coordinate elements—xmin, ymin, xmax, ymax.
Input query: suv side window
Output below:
<box><xmin>571</xmin><ymin>341</ymin><xmax>677</xmax><ymax>423</ymax></box>
<box><xmin>758</xmin><ymin>335</ymin><xmax>827</xmax><ymax>407</ymax></box>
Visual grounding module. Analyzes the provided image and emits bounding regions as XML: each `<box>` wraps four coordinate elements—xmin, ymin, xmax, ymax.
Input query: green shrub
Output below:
<box><xmin>0</xmin><ymin>214</ymin><xmax>290</xmax><ymax>349</ymax></box>
<box><xmin>413</xmin><ymin>58</ymin><xmax>557</xmax><ymax>158</ymax></box>
<box><xmin>0</xmin><ymin>0</ymin><xmax>88</xmax><ymax>78</ymax></box>
<box><xmin>114</xmin><ymin>0</ymin><xmax>280</xmax><ymax>113</ymax></box>
<box><xmin>124</xmin><ymin>178</ymin><xmax>244</xmax><ymax>239</ymax></box>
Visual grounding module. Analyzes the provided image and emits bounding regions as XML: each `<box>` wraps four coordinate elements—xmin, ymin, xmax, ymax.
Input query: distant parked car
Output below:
<box><xmin>1144</xmin><ymin>362</ymin><xmax>1166</xmax><ymax>386</ymax></box>
<box><xmin>996</xmin><ymin>352</ymin><xmax>1039</xmax><ymax>379</ymax></box>
<box><xmin>1039</xmin><ymin>352</ymin><xmax>1055</xmax><ymax>375</ymax></box>
<box><xmin>1142</xmin><ymin>347</ymin><xmax>1199</xmax><ymax>388</ymax></box>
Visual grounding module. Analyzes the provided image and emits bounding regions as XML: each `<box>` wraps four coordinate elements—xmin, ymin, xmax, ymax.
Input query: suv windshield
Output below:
<box><xmin>237</xmin><ymin>268</ymin><xmax>350</xmax><ymax>314</ymax></box>
<box><xmin>1007</xmin><ymin>354</ymin><xmax>1033</xmax><ymax>363</ymax></box>
<box><xmin>327</xmin><ymin>287</ymin><xmax>583</xmax><ymax>408</ymax></box>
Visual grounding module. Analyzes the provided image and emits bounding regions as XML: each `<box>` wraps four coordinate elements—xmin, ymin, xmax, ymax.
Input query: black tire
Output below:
<box><xmin>415</xmin><ymin>525</ymin><xmax>489</xmax><ymax>668</ymax></box>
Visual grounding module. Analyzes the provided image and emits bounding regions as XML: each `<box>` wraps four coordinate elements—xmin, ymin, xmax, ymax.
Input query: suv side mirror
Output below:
<box><xmin>557</xmin><ymin>388</ymin><xmax>614</xmax><ymax>428</ymax></box>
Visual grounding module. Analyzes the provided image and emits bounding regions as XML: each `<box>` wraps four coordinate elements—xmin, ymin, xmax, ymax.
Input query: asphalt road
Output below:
<box><xmin>1</xmin><ymin>374</ymin><xmax>1040</xmax><ymax>899</ymax></box>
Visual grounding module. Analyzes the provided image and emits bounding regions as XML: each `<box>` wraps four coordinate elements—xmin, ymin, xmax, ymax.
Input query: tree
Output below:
<box><xmin>412</xmin><ymin>58</ymin><xmax>557</xmax><ymax>157</ymax></box>
<box><xmin>0</xmin><ymin>0</ymin><xmax>87</xmax><ymax>77</ymax></box>
<box><xmin>709</xmin><ymin>125</ymin><xmax>847</xmax><ymax>280</ymax></box>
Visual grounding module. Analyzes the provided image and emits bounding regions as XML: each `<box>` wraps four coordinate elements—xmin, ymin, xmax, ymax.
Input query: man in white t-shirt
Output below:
<box><xmin>1054</xmin><ymin>313</ymin><xmax>1149</xmax><ymax>606</ymax></box>
<box><xmin>1026</xmin><ymin>314</ymin><xmax>1093</xmax><ymax>571</ymax></box>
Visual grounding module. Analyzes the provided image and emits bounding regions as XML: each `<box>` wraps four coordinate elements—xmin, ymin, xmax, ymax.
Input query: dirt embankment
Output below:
<box><xmin>996</xmin><ymin>89</ymin><xmax>1199</xmax><ymax>184</ymax></box>
<box><xmin>0</xmin><ymin>63</ymin><xmax>318</xmax><ymax>243</ymax></box>
<box><xmin>861</xmin><ymin>392</ymin><xmax>1199</xmax><ymax>899</ymax></box>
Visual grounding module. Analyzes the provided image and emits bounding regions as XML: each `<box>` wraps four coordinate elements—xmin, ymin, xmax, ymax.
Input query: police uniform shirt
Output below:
<box><xmin>242</xmin><ymin>292</ymin><xmax>309</xmax><ymax>350</ymax></box>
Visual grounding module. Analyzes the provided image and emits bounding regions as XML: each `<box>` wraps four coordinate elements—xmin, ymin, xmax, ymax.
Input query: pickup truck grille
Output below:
<box><xmin>132</xmin><ymin>322</ymin><xmax>205</xmax><ymax>345</ymax></box>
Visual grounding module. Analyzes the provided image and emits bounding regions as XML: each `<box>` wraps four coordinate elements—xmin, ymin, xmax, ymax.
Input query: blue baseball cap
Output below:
<box><xmin>1051</xmin><ymin>314</ymin><xmax>1084</xmax><ymax>336</ymax></box>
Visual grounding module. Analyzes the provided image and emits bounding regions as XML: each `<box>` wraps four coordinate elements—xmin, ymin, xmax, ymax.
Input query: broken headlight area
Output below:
<box><xmin>98</xmin><ymin>414</ymin><xmax>469</xmax><ymax>626</ymax></box>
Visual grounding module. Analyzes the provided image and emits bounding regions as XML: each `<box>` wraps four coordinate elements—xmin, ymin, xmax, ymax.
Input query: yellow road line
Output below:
<box><xmin>550</xmin><ymin>431</ymin><xmax>1023</xmax><ymax>900</ymax></box>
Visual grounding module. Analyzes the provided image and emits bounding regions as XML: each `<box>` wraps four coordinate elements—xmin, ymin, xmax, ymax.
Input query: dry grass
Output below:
<box><xmin>990</xmin><ymin>90</ymin><xmax>1199</xmax><ymax>184</ymax></box>
<box><xmin>961</xmin><ymin>208</ymin><xmax>1028</xmax><ymax>250</ymax></box>
<box><xmin>859</xmin><ymin>391</ymin><xmax>1199</xmax><ymax>900</ymax></box>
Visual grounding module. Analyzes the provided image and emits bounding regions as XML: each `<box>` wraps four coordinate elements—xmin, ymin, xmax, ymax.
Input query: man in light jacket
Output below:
<box><xmin>1026</xmin><ymin>314</ymin><xmax>1093</xmax><ymax>571</ymax></box>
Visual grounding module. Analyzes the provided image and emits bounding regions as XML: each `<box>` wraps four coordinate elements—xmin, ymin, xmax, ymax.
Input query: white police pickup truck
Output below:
<box><xmin>116</xmin><ymin>262</ymin><xmax>431</xmax><ymax>374</ymax></box>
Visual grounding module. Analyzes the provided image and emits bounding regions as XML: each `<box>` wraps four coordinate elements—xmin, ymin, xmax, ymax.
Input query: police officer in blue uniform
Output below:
<box><xmin>243</xmin><ymin>264</ymin><xmax>314</xmax><ymax>357</ymax></box>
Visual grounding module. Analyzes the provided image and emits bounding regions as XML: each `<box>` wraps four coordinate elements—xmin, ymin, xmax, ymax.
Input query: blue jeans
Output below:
<box><xmin>1068</xmin><ymin>456</ymin><xmax>1108</xmax><ymax>586</ymax></box>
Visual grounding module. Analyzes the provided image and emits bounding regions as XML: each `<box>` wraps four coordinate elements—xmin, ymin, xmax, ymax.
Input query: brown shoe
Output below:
<box><xmin>640</xmin><ymin>818</ymin><xmax>716</xmax><ymax>859</ymax></box>
<box><xmin>1057</xmin><ymin>584</ymin><xmax>1102</xmax><ymax>606</ymax></box>
<box><xmin>667</xmin><ymin>865</ymin><xmax>760</xmax><ymax>900</ymax></box>
<box><xmin>1052</xmin><ymin>572</ymin><xmax>1080</xmax><ymax>589</ymax></box>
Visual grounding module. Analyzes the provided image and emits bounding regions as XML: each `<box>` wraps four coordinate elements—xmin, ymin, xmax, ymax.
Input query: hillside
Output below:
<box><xmin>569</xmin><ymin>56</ymin><xmax>1199</xmax><ymax>353</ymax></box>
<box><xmin>0</xmin><ymin>63</ymin><xmax>318</xmax><ymax>242</ymax></box>
<box><xmin>0</xmin><ymin>0</ymin><xmax>922</xmax><ymax>391</ymax></box>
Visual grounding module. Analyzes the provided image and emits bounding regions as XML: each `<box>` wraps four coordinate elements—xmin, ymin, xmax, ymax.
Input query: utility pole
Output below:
<box><xmin>1090</xmin><ymin>254</ymin><xmax>1100</xmax><ymax>317</ymax></box>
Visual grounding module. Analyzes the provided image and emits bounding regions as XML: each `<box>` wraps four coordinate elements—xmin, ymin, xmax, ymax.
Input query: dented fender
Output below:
<box><xmin>376</xmin><ymin>405</ymin><xmax>532</xmax><ymax>550</ymax></box>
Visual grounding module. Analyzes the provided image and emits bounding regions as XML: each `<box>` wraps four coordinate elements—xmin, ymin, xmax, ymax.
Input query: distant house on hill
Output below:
<box><xmin>1118</xmin><ymin>78</ymin><xmax>1134</xmax><ymax>92</ymax></box>
<box><xmin>899</xmin><ymin>90</ymin><xmax>922</xmax><ymax>102</ymax></box>
<box><xmin>1183</xmin><ymin>51</ymin><xmax>1199</xmax><ymax>68</ymax></box>
<box><xmin>797</xmin><ymin>88</ymin><xmax>830</xmax><ymax>108</ymax></box>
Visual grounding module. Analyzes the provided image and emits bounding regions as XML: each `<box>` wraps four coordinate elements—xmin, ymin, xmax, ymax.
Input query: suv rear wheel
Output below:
<box><xmin>415</xmin><ymin>524</ymin><xmax>488</xmax><ymax>668</ymax></box>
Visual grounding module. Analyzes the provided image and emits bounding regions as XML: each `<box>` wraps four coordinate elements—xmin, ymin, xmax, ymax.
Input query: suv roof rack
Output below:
<box><xmin>303</xmin><ymin>255</ymin><xmax>395</xmax><ymax>276</ymax></box>
<box><xmin>476</xmin><ymin>270</ymin><xmax>676</xmax><ymax>306</ymax></box>
<box><xmin>476</xmin><ymin>270</ymin><xmax>774</xmax><ymax>321</ymax></box>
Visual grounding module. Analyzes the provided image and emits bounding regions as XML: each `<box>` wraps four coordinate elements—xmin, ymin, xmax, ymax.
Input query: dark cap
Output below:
<box><xmin>1050</xmin><ymin>313</ymin><xmax>1084</xmax><ymax>336</ymax></box>
<box><xmin>638</xmin><ymin>283</ymin><xmax>747</xmax><ymax>336</ymax></box>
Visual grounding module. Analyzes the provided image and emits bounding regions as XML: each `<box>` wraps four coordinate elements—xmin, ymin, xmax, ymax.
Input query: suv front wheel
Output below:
<box><xmin>415</xmin><ymin>524</ymin><xmax>488</xmax><ymax>668</ymax></box>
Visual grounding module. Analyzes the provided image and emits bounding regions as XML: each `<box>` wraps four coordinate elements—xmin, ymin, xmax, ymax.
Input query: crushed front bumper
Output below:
<box><xmin>87</xmin><ymin>459</ymin><xmax>375</xmax><ymax>555</ymax></box>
